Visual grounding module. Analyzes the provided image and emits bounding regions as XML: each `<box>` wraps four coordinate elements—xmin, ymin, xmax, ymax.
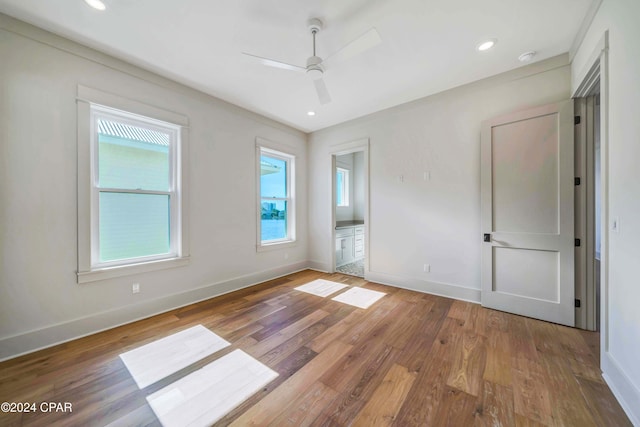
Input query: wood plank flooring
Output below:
<box><xmin>0</xmin><ymin>270</ymin><xmax>632</xmax><ymax>426</ymax></box>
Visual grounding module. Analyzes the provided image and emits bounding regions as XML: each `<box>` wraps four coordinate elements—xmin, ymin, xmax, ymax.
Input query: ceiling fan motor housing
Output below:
<box><xmin>306</xmin><ymin>55</ymin><xmax>324</xmax><ymax>79</ymax></box>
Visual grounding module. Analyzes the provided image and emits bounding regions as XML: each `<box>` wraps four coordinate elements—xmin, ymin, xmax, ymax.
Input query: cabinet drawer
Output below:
<box><xmin>354</xmin><ymin>236</ymin><xmax>364</xmax><ymax>245</ymax></box>
<box><xmin>336</xmin><ymin>227</ymin><xmax>354</xmax><ymax>237</ymax></box>
<box><xmin>354</xmin><ymin>248</ymin><xmax>364</xmax><ymax>258</ymax></box>
<box><xmin>355</xmin><ymin>226</ymin><xmax>365</xmax><ymax>235</ymax></box>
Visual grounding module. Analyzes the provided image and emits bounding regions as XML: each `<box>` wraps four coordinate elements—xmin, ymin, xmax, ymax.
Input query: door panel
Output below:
<box><xmin>492</xmin><ymin>114</ymin><xmax>559</xmax><ymax>234</ymax></box>
<box><xmin>481</xmin><ymin>101</ymin><xmax>574</xmax><ymax>326</ymax></box>
<box><xmin>493</xmin><ymin>247</ymin><xmax>559</xmax><ymax>302</ymax></box>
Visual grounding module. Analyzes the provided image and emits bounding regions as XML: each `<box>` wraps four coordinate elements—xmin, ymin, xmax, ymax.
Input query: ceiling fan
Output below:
<box><xmin>242</xmin><ymin>18</ymin><xmax>382</xmax><ymax>105</ymax></box>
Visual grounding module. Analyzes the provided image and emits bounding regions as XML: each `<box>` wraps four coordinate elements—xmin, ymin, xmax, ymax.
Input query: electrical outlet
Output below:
<box><xmin>424</xmin><ymin>171</ymin><xmax>431</xmax><ymax>181</ymax></box>
<box><xmin>132</xmin><ymin>283</ymin><xmax>140</xmax><ymax>294</ymax></box>
<box><xmin>423</xmin><ymin>264</ymin><xmax>430</xmax><ymax>273</ymax></box>
<box><xmin>284</xmin><ymin>252</ymin><xmax>289</xmax><ymax>260</ymax></box>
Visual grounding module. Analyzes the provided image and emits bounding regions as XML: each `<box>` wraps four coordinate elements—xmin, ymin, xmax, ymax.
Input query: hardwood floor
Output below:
<box><xmin>0</xmin><ymin>270</ymin><xmax>632</xmax><ymax>426</ymax></box>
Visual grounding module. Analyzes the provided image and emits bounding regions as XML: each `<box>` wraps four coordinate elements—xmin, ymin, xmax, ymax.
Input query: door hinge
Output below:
<box><xmin>574</xmin><ymin>116</ymin><xmax>581</xmax><ymax>125</ymax></box>
<box><xmin>575</xmin><ymin>177</ymin><xmax>581</xmax><ymax>186</ymax></box>
<box><xmin>575</xmin><ymin>299</ymin><xmax>581</xmax><ymax>308</ymax></box>
<box><xmin>575</xmin><ymin>238</ymin><xmax>581</xmax><ymax>247</ymax></box>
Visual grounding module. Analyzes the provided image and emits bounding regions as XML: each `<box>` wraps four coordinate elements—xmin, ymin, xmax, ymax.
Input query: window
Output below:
<box><xmin>258</xmin><ymin>146</ymin><xmax>295</xmax><ymax>247</ymax></box>
<box><xmin>336</xmin><ymin>167</ymin><xmax>350</xmax><ymax>207</ymax></box>
<box><xmin>91</xmin><ymin>107</ymin><xmax>181</xmax><ymax>267</ymax></box>
<box><xmin>77</xmin><ymin>86</ymin><xmax>189</xmax><ymax>283</ymax></box>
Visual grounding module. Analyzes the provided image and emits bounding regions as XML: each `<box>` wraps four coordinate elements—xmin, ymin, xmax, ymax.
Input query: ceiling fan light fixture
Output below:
<box><xmin>306</xmin><ymin>55</ymin><xmax>324</xmax><ymax>80</ymax></box>
<box><xmin>84</xmin><ymin>0</ymin><xmax>106</xmax><ymax>10</ymax></box>
<box><xmin>477</xmin><ymin>39</ymin><xmax>497</xmax><ymax>52</ymax></box>
<box><xmin>307</xmin><ymin>68</ymin><xmax>323</xmax><ymax>80</ymax></box>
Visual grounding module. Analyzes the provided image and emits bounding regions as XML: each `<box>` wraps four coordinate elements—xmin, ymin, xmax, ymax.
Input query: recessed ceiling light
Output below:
<box><xmin>84</xmin><ymin>0</ymin><xmax>106</xmax><ymax>11</ymax></box>
<box><xmin>307</xmin><ymin>111</ymin><xmax>316</xmax><ymax>116</ymax></box>
<box><xmin>518</xmin><ymin>51</ymin><xmax>537</xmax><ymax>62</ymax></box>
<box><xmin>477</xmin><ymin>39</ymin><xmax>497</xmax><ymax>52</ymax></box>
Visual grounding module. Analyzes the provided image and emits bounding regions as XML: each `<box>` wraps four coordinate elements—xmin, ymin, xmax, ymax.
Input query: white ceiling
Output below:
<box><xmin>0</xmin><ymin>0</ymin><xmax>596</xmax><ymax>132</ymax></box>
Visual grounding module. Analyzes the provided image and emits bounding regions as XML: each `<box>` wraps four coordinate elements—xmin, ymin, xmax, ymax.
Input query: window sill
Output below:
<box><xmin>256</xmin><ymin>240</ymin><xmax>297</xmax><ymax>252</ymax></box>
<box><xmin>77</xmin><ymin>256</ymin><xmax>190</xmax><ymax>284</ymax></box>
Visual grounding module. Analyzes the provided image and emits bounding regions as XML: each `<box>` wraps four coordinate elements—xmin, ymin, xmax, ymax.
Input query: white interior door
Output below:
<box><xmin>481</xmin><ymin>101</ymin><xmax>575</xmax><ymax>326</ymax></box>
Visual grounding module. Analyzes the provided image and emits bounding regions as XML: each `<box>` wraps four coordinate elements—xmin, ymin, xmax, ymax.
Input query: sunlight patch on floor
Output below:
<box><xmin>146</xmin><ymin>349</ymin><xmax>278</xmax><ymax>427</ymax></box>
<box><xmin>331</xmin><ymin>286</ymin><xmax>386</xmax><ymax>309</ymax></box>
<box><xmin>294</xmin><ymin>279</ymin><xmax>349</xmax><ymax>297</ymax></box>
<box><xmin>120</xmin><ymin>324</ymin><xmax>230</xmax><ymax>389</ymax></box>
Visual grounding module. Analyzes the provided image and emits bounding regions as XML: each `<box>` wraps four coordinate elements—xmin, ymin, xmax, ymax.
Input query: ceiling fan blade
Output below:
<box><xmin>314</xmin><ymin>78</ymin><xmax>332</xmax><ymax>105</ymax></box>
<box><xmin>325</xmin><ymin>27</ymin><xmax>381</xmax><ymax>66</ymax></box>
<box><xmin>242</xmin><ymin>52</ymin><xmax>306</xmax><ymax>73</ymax></box>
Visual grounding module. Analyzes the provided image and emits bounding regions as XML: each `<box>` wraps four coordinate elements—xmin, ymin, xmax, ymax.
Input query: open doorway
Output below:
<box><xmin>575</xmin><ymin>84</ymin><xmax>602</xmax><ymax>331</ymax></box>
<box><xmin>572</xmin><ymin>30</ymin><xmax>608</xmax><ymax>369</ymax></box>
<box><xmin>333</xmin><ymin>151</ymin><xmax>366</xmax><ymax>277</ymax></box>
<box><xmin>329</xmin><ymin>139</ymin><xmax>369</xmax><ymax>279</ymax></box>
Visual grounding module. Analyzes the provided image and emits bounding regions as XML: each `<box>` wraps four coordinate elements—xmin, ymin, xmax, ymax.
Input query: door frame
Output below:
<box><xmin>573</xmin><ymin>31</ymin><xmax>609</xmax><ymax>346</ymax></box>
<box><xmin>574</xmin><ymin>94</ymin><xmax>599</xmax><ymax>331</ymax></box>
<box><xmin>329</xmin><ymin>138</ymin><xmax>370</xmax><ymax>276</ymax></box>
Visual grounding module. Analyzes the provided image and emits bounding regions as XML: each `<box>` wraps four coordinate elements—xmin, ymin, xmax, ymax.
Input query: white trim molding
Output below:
<box><xmin>367</xmin><ymin>270</ymin><xmax>482</xmax><ymax>304</ymax></box>
<box><xmin>572</xmin><ymin>31</ymin><xmax>608</xmax><ymax>98</ymax></box>
<box><xmin>329</xmin><ymin>138</ymin><xmax>370</xmax><ymax>276</ymax></box>
<box><xmin>602</xmin><ymin>353</ymin><xmax>640</xmax><ymax>426</ymax></box>
<box><xmin>255</xmin><ymin>138</ymin><xmax>297</xmax><ymax>251</ymax></box>
<box><xmin>570</xmin><ymin>29</ymin><xmax>638</xmax><ymax>426</ymax></box>
<box><xmin>76</xmin><ymin>85</ymin><xmax>191</xmax><ymax>283</ymax></box>
<box><xmin>0</xmin><ymin>261</ymin><xmax>309</xmax><ymax>362</ymax></box>
<box><xmin>569</xmin><ymin>0</ymin><xmax>604</xmax><ymax>61</ymax></box>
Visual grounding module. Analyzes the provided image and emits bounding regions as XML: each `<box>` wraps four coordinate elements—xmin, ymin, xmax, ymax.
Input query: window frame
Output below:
<box><xmin>256</xmin><ymin>143</ymin><xmax>296</xmax><ymax>250</ymax></box>
<box><xmin>77</xmin><ymin>86</ymin><xmax>189</xmax><ymax>283</ymax></box>
<box><xmin>90</xmin><ymin>106</ymin><xmax>180</xmax><ymax>268</ymax></box>
<box><xmin>336</xmin><ymin>167</ymin><xmax>350</xmax><ymax>207</ymax></box>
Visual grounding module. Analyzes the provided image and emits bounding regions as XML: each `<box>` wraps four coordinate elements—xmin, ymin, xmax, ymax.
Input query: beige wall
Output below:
<box><xmin>0</xmin><ymin>15</ymin><xmax>308</xmax><ymax>360</ymax></box>
<box><xmin>3</xmin><ymin>7</ymin><xmax>638</xmax><ymax>423</ymax></box>
<box><xmin>572</xmin><ymin>0</ymin><xmax>640</xmax><ymax>424</ymax></box>
<box><xmin>309</xmin><ymin>55</ymin><xmax>572</xmax><ymax>302</ymax></box>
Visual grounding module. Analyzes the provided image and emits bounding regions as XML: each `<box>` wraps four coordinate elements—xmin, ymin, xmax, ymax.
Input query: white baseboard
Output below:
<box><xmin>2</xmin><ymin>261</ymin><xmax>480</xmax><ymax>362</ymax></box>
<box><xmin>2</xmin><ymin>260</ymin><xmax>636</xmax><ymax>427</ymax></box>
<box><xmin>366</xmin><ymin>270</ymin><xmax>481</xmax><ymax>303</ymax></box>
<box><xmin>307</xmin><ymin>260</ymin><xmax>330</xmax><ymax>273</ymax></box>
<box><xmin>602</xmin><ymin>352</ymin><xmax>640</xmax><ymax>426</ymax></box>
<box><xmin>0</xmin><ymin>261</ymin><xmax>308</xmax><ymax>362</ymax></box>
<box><xmin>306</xmin><ymin>263</ymin><xmax>481</xmax><ymax>303</ymax></box>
